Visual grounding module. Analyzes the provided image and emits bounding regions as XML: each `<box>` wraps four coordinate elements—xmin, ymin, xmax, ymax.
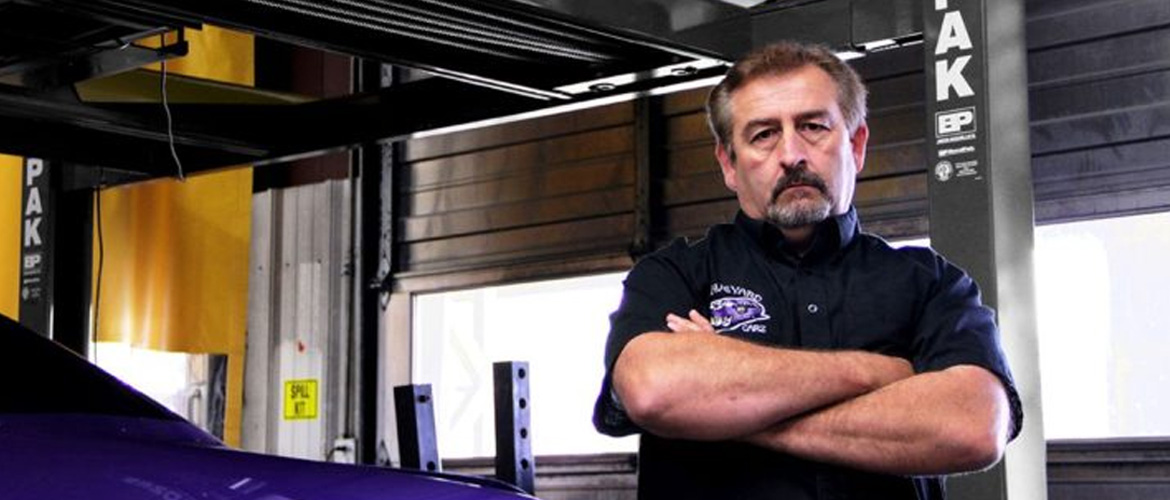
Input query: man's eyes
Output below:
<box><xmin>746</xmin><ymin>123</ymin><xmax>829</xmax><ymax>146</ymax></box>
<box><xmin>800</xmin><ymin>122</ymin><xmax>830</xmax><ymax>132</ymax></box>
<box><xmin>749</xmin><ymin>129</ymin><xmax>777</xmax><ymax>143</ymax></box>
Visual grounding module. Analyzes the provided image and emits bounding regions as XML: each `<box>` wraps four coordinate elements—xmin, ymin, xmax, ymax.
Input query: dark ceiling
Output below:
<box><xmin>0</xmin><ymin>0</ymin><xmax>920</xmax><ymax>182</ymax></box>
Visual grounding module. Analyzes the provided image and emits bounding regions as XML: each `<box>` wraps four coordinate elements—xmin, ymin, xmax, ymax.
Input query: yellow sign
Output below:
<box><xmin>283</xmin><ymin>379</ymin><xmax>318</xmax><ymax>420</ymax></box>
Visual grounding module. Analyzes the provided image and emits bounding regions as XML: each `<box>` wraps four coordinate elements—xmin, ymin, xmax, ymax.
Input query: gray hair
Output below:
<box><xmin>706</xmin><ymin>41</ymin><xmax>868</xmax><ymax>159</ymax></box>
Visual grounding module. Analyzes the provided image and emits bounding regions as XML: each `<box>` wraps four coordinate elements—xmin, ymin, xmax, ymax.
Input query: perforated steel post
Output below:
<box><xmin>493</xmin><ymin>361</ymin><xmax>534</xmax><ymax>494</ymax></box>
<box><xmin>393</xmin><ymin>384</ymin><xmax>440</xmax><ymax>472</ymax></box>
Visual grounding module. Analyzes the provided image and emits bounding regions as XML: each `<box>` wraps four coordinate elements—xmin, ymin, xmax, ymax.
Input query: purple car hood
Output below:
<box><xmin>0</xmin><ymin>314</ymin><xmax>534</xmax><ymax>500</ymax></box>
<box><xmin>0</xmin><ymin>414</ymin><xmax>532</xmax><ymax>500</ymax></box>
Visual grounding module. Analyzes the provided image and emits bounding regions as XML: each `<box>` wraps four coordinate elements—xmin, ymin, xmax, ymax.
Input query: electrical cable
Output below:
<box><xmin>92</xmin><ymin>167</ymin><xmax>104</xmax><ymax>364</ymax></box>
<box><xmin>160</xmin><ymin>34</ymin><xmax>186</xmax><ymax>181</ymax></box>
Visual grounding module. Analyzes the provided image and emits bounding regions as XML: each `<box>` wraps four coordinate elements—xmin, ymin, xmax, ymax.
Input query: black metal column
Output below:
<box><xmin>18</xmin><ymin>158</ymin><xmax>93</xmax><ymax>356</ymax></box>
<box><xmin>356</xmin><ymin>59</ymin><xmax>397</xmax><ymax>466</ymax></box>
<box><xmin>393</xmin><ymin>384</ymin><xmax>441</xmax><ymax>472</ymax></box>
<box><xmin>18</xmin><ymin>158</ymin><xmax>54</xmax><ymax>338</ymax></box>
<box><xmin>922</xmin><ymin>0</ymin><xmax>1046</xmax><ymax>498</ymax></box>
<box><xmin>494</xmin><ymin>361</ymin><xmax>534</xmax><ymax>495</ymax></box>
<box><xmin>631</xmin><ymin>96</ymin><xmax>663</xmax><ymax>258</ymax></box>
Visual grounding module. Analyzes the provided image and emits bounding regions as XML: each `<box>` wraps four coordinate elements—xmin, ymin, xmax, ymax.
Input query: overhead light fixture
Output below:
<box><xmin>860</xmin><ymin>39</ymin><xmax>899</xmax><ymax>52</ymax></box>
<box><xmin>719</xmin><ymin>0</ymin><xmax>769</xmax><ymax>7</ymax></box>
<box><xmin>835</xmin><ymin>50</ymin><xmax>866</xmax><ymax>61</ymax></box>
<box><xmin>414</xmin><ymin>74</ymin><xmax>725</xmax><ymax>140</ymax></box>
<box><xmin>553</xmin><ymin>58</ymin><xmax>727</xmax><ymax>96</ymax></box>
<box><xmin>836</xmin><ymin>38</ymin><xmax>904</xmax><ymax>61</ymax></box>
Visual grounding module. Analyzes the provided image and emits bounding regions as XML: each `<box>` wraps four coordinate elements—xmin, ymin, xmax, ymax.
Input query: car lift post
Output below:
<box><xmin>923</xmin><ymin>0</ymin><xmax>1047</xmax><ymax>498</ymax></box>
<box><xmin>18</xmin><ymin>157</ymin><xmax>93</xmax><ymax>356</ymax></box>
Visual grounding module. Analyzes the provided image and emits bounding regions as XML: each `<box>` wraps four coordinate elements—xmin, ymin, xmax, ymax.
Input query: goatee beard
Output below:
<box><xmin>765</xmin><ymin>164</ymin><xmax>833</xmax><ymax>229</ymax></box>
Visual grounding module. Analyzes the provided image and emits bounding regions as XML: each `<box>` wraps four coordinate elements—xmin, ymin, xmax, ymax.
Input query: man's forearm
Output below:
<box><xmin>744</xmin><ymin>365</ymin><xmax>1011</xmax><ymax>475</ymax></box>
<box><xmin>613</xmin><ymin>316</ymin><xmax>913</xmax><ymax>440</ymax></box>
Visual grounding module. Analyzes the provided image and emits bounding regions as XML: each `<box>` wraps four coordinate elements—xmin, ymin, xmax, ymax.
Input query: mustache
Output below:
<box><xmin>770</xmin><ymin>163</ymin><xmax>829</xmax><ymax>200</ymax></box>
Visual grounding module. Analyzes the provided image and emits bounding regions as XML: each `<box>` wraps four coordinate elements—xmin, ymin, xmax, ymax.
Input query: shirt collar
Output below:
<box><xmin>735</xmin><ymin>207</ymin><xmax>859</xmax><ymax>261</ymax></box>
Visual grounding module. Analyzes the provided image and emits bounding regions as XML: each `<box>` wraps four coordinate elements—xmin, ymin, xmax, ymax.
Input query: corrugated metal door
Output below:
<box><xmin>244</xmin><ymin>180</ymin><xmax>352</xmax><ymax>461</ymax></box>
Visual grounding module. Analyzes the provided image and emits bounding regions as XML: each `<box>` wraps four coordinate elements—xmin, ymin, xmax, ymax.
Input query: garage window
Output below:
<box><xmin>897</xmin><ymin>210</ymin><xmax>1170</xmax><ymax>440</ymax></box>
<box><xmin>1035</xmin><ymin>211</ymin><xmax>1170</xmax><ymax>439</ymax></box>
<box><xmin>412</xmin><ymin>272</ymin><xmax>638</xmax><ymax>458</ymax></box>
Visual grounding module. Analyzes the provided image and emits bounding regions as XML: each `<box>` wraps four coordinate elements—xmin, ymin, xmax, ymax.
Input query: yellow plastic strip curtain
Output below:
<box><xmin>96</xmin><ymin>25</ymin><xmax>254</xmax><ymax>445</ymax></box>
<box><xmin>94</xmin><ymin>171</ymin><xmax>252</xmax><ymax>351</ymax></box>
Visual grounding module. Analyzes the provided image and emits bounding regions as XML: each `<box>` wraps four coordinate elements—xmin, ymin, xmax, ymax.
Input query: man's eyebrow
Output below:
<box><xmin>741</xmin><ymin>118</ymin><xmax>781</xmax><ymax>134</ymax></box>
<box><xmin>795</xmin><ymin>110</ymin><xmax>832</xmax><ymax>122</ymax></box>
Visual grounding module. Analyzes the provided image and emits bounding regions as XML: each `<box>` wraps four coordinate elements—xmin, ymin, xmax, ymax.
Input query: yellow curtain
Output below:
<box><xmin>95</xmin><ymin>171</ymin><xmax>251</xmax><ymax>351</ymax></box>
<box><xmin>96</xmin><ymin>25</ymin><xmax>254</xmax><ymax>446</ymax></box>
<box><xmin>0</xmin><ymin>155</ymin><xmax>21</xmax><ymax>320</ymax></box>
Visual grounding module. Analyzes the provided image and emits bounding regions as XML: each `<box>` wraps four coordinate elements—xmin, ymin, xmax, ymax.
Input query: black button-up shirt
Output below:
<box><xmin>594</xmin><ymin>208</ymin><xmax>1022</xmax><ymax>500</ymax></box>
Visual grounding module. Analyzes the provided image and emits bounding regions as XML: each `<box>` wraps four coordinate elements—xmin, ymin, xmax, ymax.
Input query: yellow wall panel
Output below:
<box><xmin>0</xmin><ymin>155</ymin><xmax>21</xmax><ymax>320</ymax></box>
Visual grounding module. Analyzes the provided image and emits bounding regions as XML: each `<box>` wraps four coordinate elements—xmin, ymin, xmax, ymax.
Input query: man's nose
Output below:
<box><xmin>776</xmin><ymin>131</ymin><xmax>809</xmax><ymax>170</ymax></box>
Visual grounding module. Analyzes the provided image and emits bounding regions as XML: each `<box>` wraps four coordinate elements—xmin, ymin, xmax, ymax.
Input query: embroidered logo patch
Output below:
<box><xmin>709</xmin><ymin>295</ymin><xmax>770</xmax><ymax>333</ymax></box>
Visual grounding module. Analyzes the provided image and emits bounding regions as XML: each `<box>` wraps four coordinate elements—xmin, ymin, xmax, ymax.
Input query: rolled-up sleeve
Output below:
<box><xmin>593</xmin><ymin>241</ymin><xmax>701</xmax><ymax>436</ymax></box>
<box><xmin>910</xmin><ymin>251</ymin><xmax>1024</xmax><ymax>440</ymax></box>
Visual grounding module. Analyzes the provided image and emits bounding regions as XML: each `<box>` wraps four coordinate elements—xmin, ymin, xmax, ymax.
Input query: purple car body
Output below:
<box><xmin>0</xmin><ymin>314</ymin><xmax>535</xmax><ymax>500</ymax></box>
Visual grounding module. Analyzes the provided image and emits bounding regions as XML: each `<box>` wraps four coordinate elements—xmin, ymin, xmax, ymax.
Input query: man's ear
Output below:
<box><xmin>716</xmin><ymin>142</ymin><xmax>738</xmax><ymax>192</ymax></box>
<box><xmin>850</xmin><ymin>122</ymin><xmax>869</xmax><ymax>175</ymax></box>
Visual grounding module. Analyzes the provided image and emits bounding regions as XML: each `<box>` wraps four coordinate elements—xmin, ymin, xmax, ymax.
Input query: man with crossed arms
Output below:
<box><xmin>593</xmin><ymin>41</ymin><xmax>1022</xmax><ymax>499</ymax></box>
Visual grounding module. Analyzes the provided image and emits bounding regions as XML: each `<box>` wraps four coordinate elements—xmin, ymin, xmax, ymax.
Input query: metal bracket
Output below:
<box><xmin>1</xmin><ymin>27</ymin><xmax>188</xmax><ymax>91</ymax></box>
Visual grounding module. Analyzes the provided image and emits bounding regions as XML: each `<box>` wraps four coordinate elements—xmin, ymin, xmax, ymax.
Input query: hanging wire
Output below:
<box><xmin>92</xmin><ymin>167</ymin><xmax>105</xmax><ymax>363</ymax></box>
<box><xmin>160</xmin><ymin>33</ymin><xmax>186</xmax><ymax>181</ymax></box>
